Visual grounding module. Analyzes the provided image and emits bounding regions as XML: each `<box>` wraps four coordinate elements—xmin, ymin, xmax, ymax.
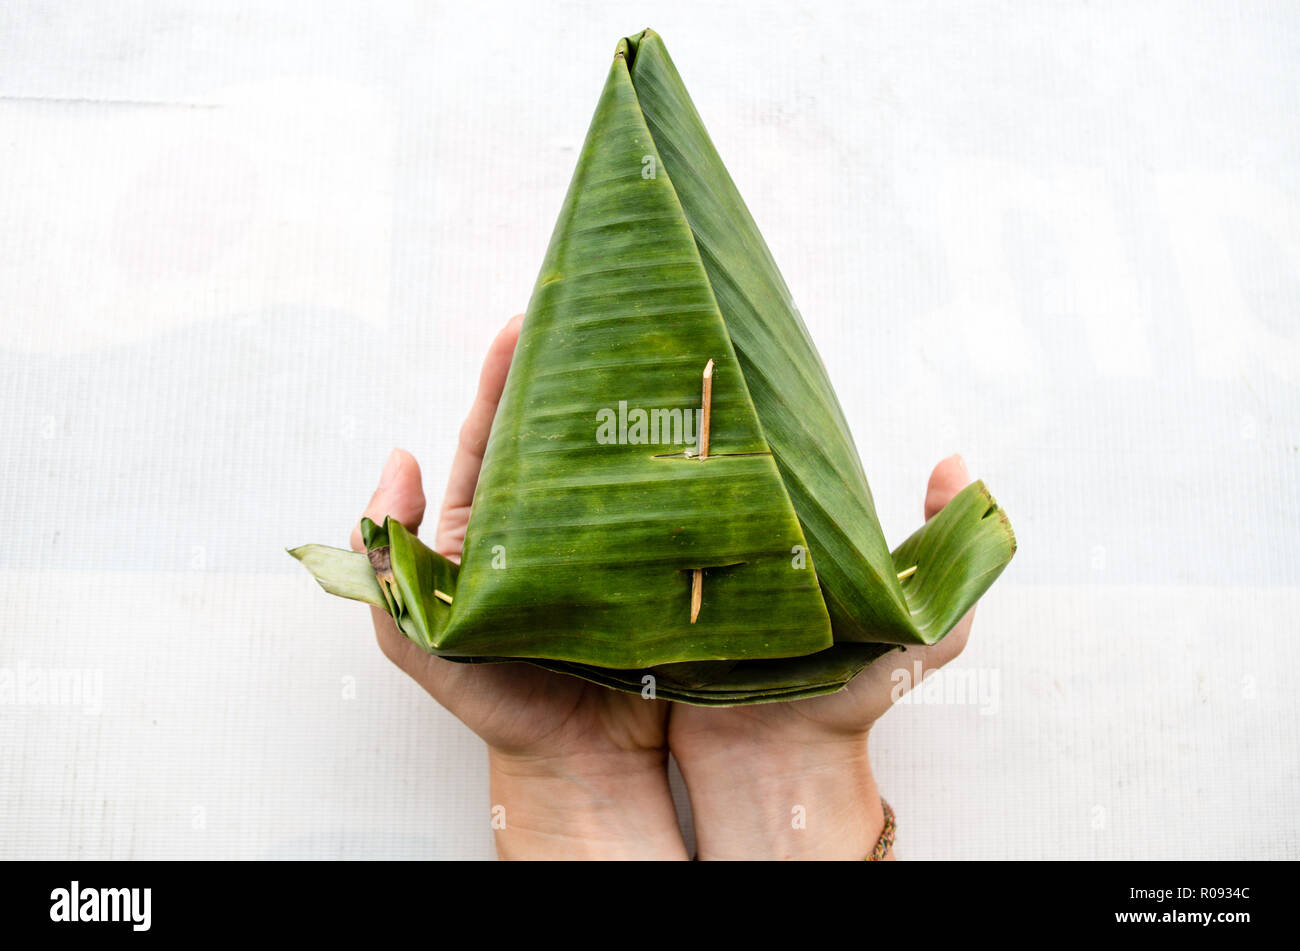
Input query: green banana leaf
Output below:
<box><xmin>290</xmin><ymin>28</ymin><xmax>1016</xmax><ymax>705</ymax></box>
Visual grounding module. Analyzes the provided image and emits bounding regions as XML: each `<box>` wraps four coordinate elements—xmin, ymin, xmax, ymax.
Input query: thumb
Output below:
<box><xmin>350</xmin><ymin>448</ymin><xmax>426</xmax><ymax>552</ymax></box>
<box><xmin>924</xmin><ymin>453</ymin><xmax>971</xmax><ymax>521</ymax></box>
<box><xmin>348</xmin><ymin>448</ymin><xmax>448</xmax><ymax>695</ymax></box>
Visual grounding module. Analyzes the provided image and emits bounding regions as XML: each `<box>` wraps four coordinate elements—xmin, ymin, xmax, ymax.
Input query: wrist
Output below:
<box><xmin>675</xmin><ymin>734</ymin><xmax>887</xmax><ymax>860</ymax></box>
<box><xmin>488</xmin><ymin>747</ymin><xmax>688</xmax><ymax>860</ymax></box>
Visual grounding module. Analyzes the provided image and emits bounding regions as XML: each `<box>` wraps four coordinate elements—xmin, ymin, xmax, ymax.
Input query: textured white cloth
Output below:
<box><xmin>1</xmin><ymin>0</ymin><xmax>1296</xmax><ymax>859</ymax></box>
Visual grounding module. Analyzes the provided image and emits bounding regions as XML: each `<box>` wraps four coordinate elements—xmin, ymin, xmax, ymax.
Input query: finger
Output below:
<box><xmin>346</xmin><ymin>450</ymin><xmax>456</xmax><ymax>696</ymax></box>
<box><xmin>350</xmin><ymin>448</ymin><xmax>426</xmax><ymax>552</ymax></box>
<box><xmin>435</xmin><ymin>313</ymin><xmax>525</xmax><ymax>556</ymax></box>
<box><xmin>924</xmin><ymin>453</ymin><xmax>971</xmax><ymax>521</ymax></box>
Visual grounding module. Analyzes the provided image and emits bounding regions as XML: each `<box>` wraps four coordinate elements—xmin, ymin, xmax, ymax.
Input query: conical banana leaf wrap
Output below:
<box><xmin>291</xmin><ymin>29</ymin><xmax>1016</xmax><ymax>705</ymax></box>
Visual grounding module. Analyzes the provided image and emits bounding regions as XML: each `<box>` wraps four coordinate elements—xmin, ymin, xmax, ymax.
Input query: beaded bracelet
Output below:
<box><xmin>866</xmin><ymin>798</ymin><xmax>896</xmax><ymax>861</ymax></box>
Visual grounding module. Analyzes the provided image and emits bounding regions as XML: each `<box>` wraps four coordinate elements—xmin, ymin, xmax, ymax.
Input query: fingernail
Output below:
<box><xmin>379</xmin><ymin>449</ymin><xmax>402</xmax><ymax>489</ymax></box>
<box><xmin>951</xmin><ymin>453</ymin><xmax>969</xmax><ymax>476</ymax></box>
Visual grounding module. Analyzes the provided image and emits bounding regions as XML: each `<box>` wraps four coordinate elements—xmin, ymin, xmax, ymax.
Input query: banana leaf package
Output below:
<box><xmin>291</xmin><ymin>29</ymin><xmax>1016</xmax><ymax>705</ymax></box>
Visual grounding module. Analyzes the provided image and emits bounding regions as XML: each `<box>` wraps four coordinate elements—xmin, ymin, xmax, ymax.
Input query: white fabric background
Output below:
<box><xmin>1</xmin><ymin>0</ymin><xmax>1297</xmax><ymax>859</ymax></box>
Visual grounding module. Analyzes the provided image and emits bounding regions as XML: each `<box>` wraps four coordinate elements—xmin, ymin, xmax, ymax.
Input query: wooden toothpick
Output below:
<box><xmin>434</xmin><ymin>589</ymin><xmax>454</xmax><ymax>604</ymax></box>
<box><xmin>699</xmin><ymin>358</ymin><xmax>714</xmax><ymax>461</ymax></box>
<box><xmin>896</xmin><ymin>565</ymin><xmax>917</xmax><ymax>581</ymax></box>
<box><xmin>691</xmin><ymin>358</ymin><xmax>714</xmax><ymax>624</ymax></box>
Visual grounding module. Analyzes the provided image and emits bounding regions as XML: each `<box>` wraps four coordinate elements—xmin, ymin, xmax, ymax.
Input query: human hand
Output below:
<box><xmin>352</xmin><ymin>315</ymin><xmax>683</xmax><ymax>859</ymax></box>
<box><xmin>666</xmin><ymin>455</ymin><xmax>979</xmax><ymax>859</ymax></box>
